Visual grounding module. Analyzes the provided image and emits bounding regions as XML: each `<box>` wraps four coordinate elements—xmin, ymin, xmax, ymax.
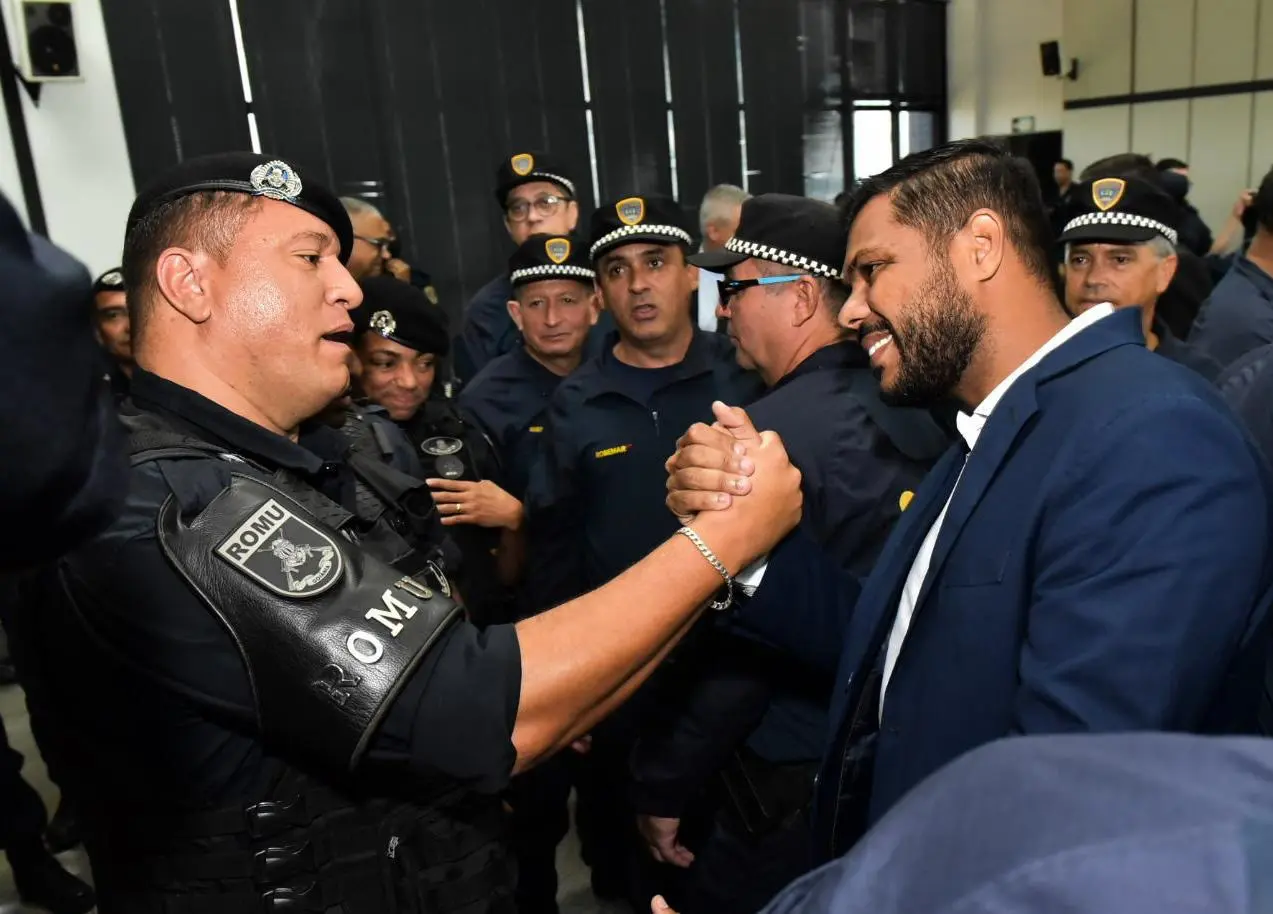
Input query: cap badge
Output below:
<box><xmin>249</xmin><ymin>160</ymin><xmax>303</xmax><ymax>203</ymax></box>
<box><xmin>100</xmin><ymin>270</ymin><xmax>124</xmax><ymax>287</ymax></box>
<box><xmin>616</xmin><ymin>197</ymin><xmax>646</xmax><ymax>226</ymax></box>
<box><xmin>1092</xmin><ymin>178</ymin><xmax>1126</xmax><ymax>212</ymax></box>
<box><xmin>511</xmin><ymin>153</ymin><xmax>535</xmax><ymax>177</ymax></box>
<box><xmin>369</xmin><ymin>310</ymin><xmax>397</xmax><ymax>337</ymax></box>
<box><xmin>545</xmin><ymin>237</ymin><xmax>572</xmax><ymax>264</ymax></box>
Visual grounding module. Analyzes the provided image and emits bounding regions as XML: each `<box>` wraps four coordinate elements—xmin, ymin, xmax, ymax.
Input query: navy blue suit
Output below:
<box><xmin>738</xmin><ymin>308</ymin><xmax>1273</xmax><ymax>860</ymax></box>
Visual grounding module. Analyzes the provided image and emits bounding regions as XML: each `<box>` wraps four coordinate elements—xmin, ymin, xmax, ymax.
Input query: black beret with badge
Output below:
<box><xmin>589</xmin><ymin>193</ymin><xmax>695</xmax><ymax>261</ymax></box>
<box><xmin>125</xmin><ymin>152</ymin><xmax>354</xmax><ymax>264</ymax></box>
<box><xmin>1058</xmin><ymin>177</ymin><xmax>1180</xmax><ymax>246</ymax></box>
<box><xmin>494</xmin><ymin>150</ymin><xmax>578</xmax><ymax>205</ymax></box>
<box><xmin>92</xmin><ymin>267</ymin><xmax>125</xmax><ymax>295</ymax></box>
<box><xmin>352</xmin><ymin>275</ymin><xmax>451</xmax><ymax>356</ymax></box>
<box><xmin>509</xmin><ymin>233</ymin><xmax>596</xmax><ymax>288</ymax></box>
<box><xmin>689</xmin><ymin>193</ymin><xmax>846</xmax><ymax>280</ymax></box>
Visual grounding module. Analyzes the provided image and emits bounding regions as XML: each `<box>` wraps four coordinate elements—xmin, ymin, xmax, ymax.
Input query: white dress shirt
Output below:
<box><xmin>878</xmin><ymin>304</ymin><xmax>1116</xmax><ymax>714</ymax></box>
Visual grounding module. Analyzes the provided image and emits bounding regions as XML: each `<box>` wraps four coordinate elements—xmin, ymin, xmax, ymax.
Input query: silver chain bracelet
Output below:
<box><xmin>677</xmin><ymin>526</ymin><xmax>735</xmax><ymax>611</ymax></box>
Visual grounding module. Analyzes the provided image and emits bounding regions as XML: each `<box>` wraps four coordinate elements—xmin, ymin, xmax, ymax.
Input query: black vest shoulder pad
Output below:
<box><xmin>156</xmin><ymin>472</ymin><xmax>461</xmax><ymax>773</ymax></box>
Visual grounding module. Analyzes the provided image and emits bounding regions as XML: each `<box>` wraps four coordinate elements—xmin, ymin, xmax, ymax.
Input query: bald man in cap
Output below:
<box><xmin>3</xmin><ymin>152</ymin><xmax>803</xmax><ymax>914</ymax></box>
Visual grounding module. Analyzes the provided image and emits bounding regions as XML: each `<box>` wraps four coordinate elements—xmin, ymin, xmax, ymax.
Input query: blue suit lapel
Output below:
<box><xmin>911</xmin><ymin>386</ymin><xmax>1040</xmax><ymax>610</ymax></box>
<box><xmin>832</xmin><ymin>447</ymin><xmax>966</xmax><ymax>706</ymax></box>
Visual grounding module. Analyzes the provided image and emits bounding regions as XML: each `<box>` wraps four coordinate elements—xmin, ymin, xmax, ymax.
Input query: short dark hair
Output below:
<box><xmin>121</xmin><ymin>191</ymin><xmax>260</xmax><ymax>338</ymax></box>
<box><xmin>1156</xmin><ymin>157</ymin><xmax>1188</xmax><ymax>171</ymax></box>
<box><xmin>1254</xmin><ymin>165</ymin><xmax>1273</xmax><ymax>234</ymax></box>
<box><xmin>844</xmin><ymin>138</ymin><xmax>1055</xmax><ymax>289</ymax></box>
<box><xmin>1056</xmin><ymin>158</ymin><xmax>1074</xmax><ymax>171</ymax></box>
<box><xmin>1081</xmin><ymin>153</ymin><xmax>1157</xmax><ymax>183</ymax></box>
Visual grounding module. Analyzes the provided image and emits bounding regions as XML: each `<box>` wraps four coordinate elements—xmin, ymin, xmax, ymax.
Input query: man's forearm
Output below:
<box><xmin>511</xmin><ymin>528</ymin><xmax>736</xmax><ymax>770</ymax></box>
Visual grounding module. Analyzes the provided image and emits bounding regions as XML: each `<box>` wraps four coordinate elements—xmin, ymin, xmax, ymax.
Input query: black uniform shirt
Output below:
<box><xmin>458</xmin><ymin>346</ymin><xmax>565</xmax><ymax>500</ymax></box>
<box><xmin>1153</xmin><ymin>316</ymin><xmax>1223</xmax><ymax>383</ymax></box>
<box><xmin>33</xmin><ymin>369</ymin><xmax>521</xmax><ymax>808</ymax></box>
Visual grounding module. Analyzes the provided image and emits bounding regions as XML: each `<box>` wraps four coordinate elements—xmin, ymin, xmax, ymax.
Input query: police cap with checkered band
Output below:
<box><xmin>509</xmin><ymin>233</ymin><xmax>595</xmax><ymax>288</ymax></box>
<box><xmin>1058</xmin><ymin>177</ymin><xmax>1181</xmax><ymax>247</ymax></box>
<box><xmin>688</xmin><ymin>193</ymin><xmax>846</xmax><ymax>280</ymax></box>
<box><xmin>495</xmin><ymin>150</ymin><xmax>579</xmax><ymax>206</ymax></box>
<box><xmin>589</xmin><ymin>193</ymin><xmax>695</xmax><ymax>262</ymax></box>
<box><xmin>125</xmin><ymin>152</ymin><xmax>354</xmax><ymax>264</ymax></box>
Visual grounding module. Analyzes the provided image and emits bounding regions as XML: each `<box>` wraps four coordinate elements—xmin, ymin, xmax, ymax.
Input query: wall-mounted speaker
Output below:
<box><xmin>15</xmin><ymin>0</ymin><xmax>81</xmax><ymax>83</ymax></box>
<box><xmin>1040</xmin><ymin>41</ymin><xmax>1062</xmax><ymax>77</ymax></box>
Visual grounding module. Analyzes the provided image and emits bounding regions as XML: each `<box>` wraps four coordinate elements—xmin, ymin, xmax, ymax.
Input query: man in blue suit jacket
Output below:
<box><xmin>665</xmin><ymin>139</ymin><xmax>1273</xmax><ymax>863</ymax></box>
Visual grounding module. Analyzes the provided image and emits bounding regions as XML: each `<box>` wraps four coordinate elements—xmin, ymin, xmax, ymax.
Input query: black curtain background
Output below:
<box><xmin>101</xmin><ymin>0</ymin><xmax>947</xmax><ymax>327</ymax></box>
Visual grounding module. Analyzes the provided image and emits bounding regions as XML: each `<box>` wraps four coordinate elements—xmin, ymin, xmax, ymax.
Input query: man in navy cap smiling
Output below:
<box><xmin>631</xmin><ymin>195</ymin><xmax>946</xmax><ymax>914</ymax></box>
<box><xmin>4</xmin><ymin>152</ymin><xmax>804</xmax><ymax>914</ymax></box>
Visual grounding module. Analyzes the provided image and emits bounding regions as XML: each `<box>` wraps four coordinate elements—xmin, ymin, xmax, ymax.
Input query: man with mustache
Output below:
<box><xmin>664</xmin><ymin>139</ymin><xmax>1273</xmax><ymax>862</ymax></box>
<box><xmin>523</xmin><ymin>193</ymin><xmax>763</xmax><ymax>903</ymax></box>
<box><xmin>4</xmin><ymin>153</ymin><xmax>803</xmax><ymax>914</ymax></box>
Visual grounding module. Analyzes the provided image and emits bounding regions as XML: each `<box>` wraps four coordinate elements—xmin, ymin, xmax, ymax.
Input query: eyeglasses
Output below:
<box><xmin>717</xmin><ymin>274</ymin><xmax>805</xmax><ymax>304</ymax></box>
<box><xmin>506</xmin><ymin>194</ymin><xmax>572</xmax><ymax>223</ymax></box>
<box><xmin>354</xmin><ymin>234</ymin><xmax>395</xmax><ymax>253</ymax></box>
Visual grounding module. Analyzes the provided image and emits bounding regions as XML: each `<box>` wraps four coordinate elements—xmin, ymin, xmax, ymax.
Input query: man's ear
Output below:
<box><xmin>959</xmin><ymin>209</ymin><xmax>1006</xmax><ymax>283</ymax></box>
<box><xmin>790</xmin><ymin>275</ymin><xmax>820</xmax><ymax>327</ymax></box>
<box><xmin>506</xmin><ymin>298</ymin><xmax>524</xmax><ymax>334</ymax></box>
<box><xmin>686</xmin><ymin>262</ymin><xmax>700</xmax><ymax>293</ymax></box>
<box><xmin>1156</xmin><ymin>253</ymin><xmax>1179</xmax><ymax>295</ymax></box>
<box><xmin>155</xmin><ymin>248</ymin><xmax>213</xmax><ymax>324</ymax></box>
<box><xmin>587</xmin><ymin>290</ymin><xmax>601</xmax><ymax>326</ymax></box>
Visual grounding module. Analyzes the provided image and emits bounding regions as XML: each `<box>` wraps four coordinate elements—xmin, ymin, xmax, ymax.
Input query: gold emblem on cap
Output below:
<box><xmin>545</xmin><ymin>237</ymin><xmax>572</xmax><ymax>264</ymax></box>
<box><xmin>511</xmin><ymin>153</ymin><xmax>535</xmax><ymax>177</ymax></box>
<box><xmin>616</xmin><ymin>197</ymin><xmax>646</xmax><ymax>226</ymax></box>
<box><xmin>899</xmin><ymin>490</ymin><xmax>914</xmax><ymax>512</ymax></box>
<box><xmin>249</xmin><ymin>159</ymin><xmax>303</xmax><ymax>203</ymax></box>
<box><xmin>1092</xmin><ymin>178</ymin><xmax>1126</xmax><ymax>212</ymax></box>
<box><xmin>369</xmin><ymin>309</ymin><xmax>396</xmax><ymax>337</ymax></box>
<box><xmin>100</xmin><ymin>270</ymin><xmax>124</xmax><ymax>287</ymax></box>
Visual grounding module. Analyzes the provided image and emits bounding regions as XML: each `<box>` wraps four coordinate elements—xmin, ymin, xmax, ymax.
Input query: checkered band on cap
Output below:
<box><xmin>589</xmin><ymin>224</ymin><xmax>694</xmax><ymax>259</ymax></box>
<box><xmin>1062</xmin><ymin>211</ymin><xmax>1179</xmax><ymax>247</ymax></box>
<box><xmin>510</xmin><ymin>264</ymin><xmax>596</xmax><ymax>284</ymax></box>
<box><xmin>724</xmin><ymin>236</ymin><xmax>843</xmax><ymax>280</ymax></box>
<box><xmin>534</xmin><ymin>172</ymin><xmax>578</xmax><ymax>199</ymax></box>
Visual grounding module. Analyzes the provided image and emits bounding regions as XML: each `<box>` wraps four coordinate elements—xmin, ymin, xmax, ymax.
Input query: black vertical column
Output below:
<box><xmin>100</xmin><ymin>0</ymin><xmax>250</xmax><ymax>188</ymax></box>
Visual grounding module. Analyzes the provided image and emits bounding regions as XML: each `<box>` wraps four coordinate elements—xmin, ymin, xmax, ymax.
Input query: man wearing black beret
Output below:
<box><xmin>4</xmin><ymin>152</ymin><xmax>803</xmax><ymax>914</ymax></box>
<box><xmin>454</xmin><ymin>150</ymin><xmax>583</xmax><ymax>385</ymax></box>
<box><xmin>353</xmin><ymin>274</ymin><xmax>512</xmax><ymax>624</ymax></box>
<box><xmin>524</xmin><ymin>192</ymin><xmax>764</xmax><ymax>905</ymax></box>
<box><xmin>90</xmin><ymin>266</ymin><xmax>133</xmax><ymax>400</ymax></box>
<box><xmin>1060</xmin><ymin>176</ymin><xmax>1222</xmax><ymax>380</ymax></box>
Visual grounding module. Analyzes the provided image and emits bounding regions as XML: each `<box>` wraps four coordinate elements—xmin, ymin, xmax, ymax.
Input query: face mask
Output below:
<box><xmin>1159</xmin><ymin>171</ymin><xmax>1190</xmax><ymax>202</ymax></box>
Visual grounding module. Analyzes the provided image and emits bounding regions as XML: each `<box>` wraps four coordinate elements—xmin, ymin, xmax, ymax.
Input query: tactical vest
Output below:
<box><xmin>75</xmin><ymin>412</ymin><xmax>514</xmax><ymax>914</ymax></box>
<box><xmin>401</xmin><ymin>402</ymin><xmax>515</xmax><ymax>627</ymax></box>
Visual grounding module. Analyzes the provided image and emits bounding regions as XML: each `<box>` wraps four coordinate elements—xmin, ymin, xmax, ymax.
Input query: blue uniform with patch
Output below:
<box><xmin>459</xmin><ymin>346</ymin><xmax>563</xmax><ymax>501</ymax></box>
<box><xmin>523</xmin><ymin>329</ymin><xmax>763</xmax><ymax>611</ymax></box>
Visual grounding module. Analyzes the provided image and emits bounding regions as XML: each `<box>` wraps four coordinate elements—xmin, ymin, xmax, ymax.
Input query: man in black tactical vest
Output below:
<box><xmin>5</xmin><ymin>152</ymin><xmax>803</xmax><ymax>914</ymax></box>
